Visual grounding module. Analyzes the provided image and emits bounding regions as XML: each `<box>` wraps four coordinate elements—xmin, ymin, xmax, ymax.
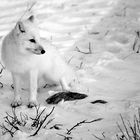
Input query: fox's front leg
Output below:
<box><xmin>11</xmin><ymin>73</ymin><xmax>22</xmax><ymax>108</ymax></box>
<box><xmin>28</xmin><ymin>70</ymin><xmax>38</xmax><ymax>108</ymax></box>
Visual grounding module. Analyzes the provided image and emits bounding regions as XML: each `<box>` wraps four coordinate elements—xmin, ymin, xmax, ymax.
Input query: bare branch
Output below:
<box><xmin>43</xmin><ymin>118</ymin><xmax>55</xmax><ymax>128</ymax></box>
<box><xmin>0</xmin><ymin>61</ymin><xmax>5</xmax><ymax>69</ymax></box>
<box><xmin>20</xmin><ymin>112</ymin><xmax>28</xmax><ymax>126</ymax></box>
<box><xmin>30</xmin><ymin>105</ymin><xmax>46</xmax><ymax>128</ymax></box>
<box><xmin>79</xmin><ymin>61</ymin><xmax>83</xmax><ymax>69</ymax></box>
<box><xmin>133</xmin><ymin>33</ymin><xmax>138</xmax><ymax>51</ymax></box>
<box><xmin>0</xmin><ymin>67</ymin><xmax>4</xmax><ymax>88</ymax></box>
<box><xmin>0</xmin><ymin>68</ymin><xmax>4</xmax><ymax>75</ymax></box>
<box><xmin>4</xmin><ymin>116</ymin><xmax>19</xmax><ymax>131</ymax></box>
<box><xmin>50</xmin><ymin>124</ymin><xmax>63</xmax><ymax>130</ymax></box>
<box><xmin>116</xmin><ymin>122</ymin><xmax>129</xmax><ymax>140</ymax></box>
<box><xmin>75</xmin><ymin>42</ymin><xmax>92</xmax><ymax>54</ymax></box>
<box><xmin>0</xmin><ymin>82</ymin><xmax>3</xmax><ymax>88</ymax></box>
<box><xmin>67</xmin><ymin>56</ymin><xmax>74</xmax><ymax>64</ymax></box>
<box><xmin>57</xmin><ymin>133</ymin><xmax>72</xmax><ymax>140</ymax></box>
<box><xmin>0</xmin><ymin>124</ymin><xmax>15</xmax><ymax>137</ymax></box>
<box><xmin>102</xmin><ymin>132</ymin><xmax>106</xmax><ymax>138</ymax></box>
<box><xmin>123</xmin><ymin>52</ymin><xmax>136</xmax><ymax>60</ymax></box>
<box><xmin>1</xmin><ymin>106</ymin><xmax>55</xmax><ymax>137</ymax></box>
<box><xmin>30</xmin><ymin>107</ymin><xmax>55</xmax><ymax>136</ymax></box>
<box><xmin>120</xmin><ymin>114</ymin><xmax>131</xmax><ymax>139</ymax></box>
<box><xmin>132</xmin><ymin>31</ymin><xmax>140</xmax><ymax>53</ymax></box>
<box><xmin>66</xmin><ymin>118</ymin><xmax>103</xmax><ymax>135</ymax></box>
<box><xmin>104</xmin><ymin>30</ymin><xmax>109</xmax><ymax>36</ymax></box>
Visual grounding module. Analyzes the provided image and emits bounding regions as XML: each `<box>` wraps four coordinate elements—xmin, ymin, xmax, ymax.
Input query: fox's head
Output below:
<box><xmin>13</xmin><ymin>15</ymin><xmax>45</xmax><ymax>55</ymax></box>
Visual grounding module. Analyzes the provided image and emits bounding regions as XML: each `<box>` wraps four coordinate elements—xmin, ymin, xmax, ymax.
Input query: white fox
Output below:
<box><xmin>1</xmin><ymin>15</ymin><xmax>76</xmax><ymax>108</ymax></box>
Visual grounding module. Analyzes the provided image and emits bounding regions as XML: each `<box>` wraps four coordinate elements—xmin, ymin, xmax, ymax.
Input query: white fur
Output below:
<box><xmin>1</xmin><ymin>15</ymin><xmax>76</xmax><ymax>107</ymax></box>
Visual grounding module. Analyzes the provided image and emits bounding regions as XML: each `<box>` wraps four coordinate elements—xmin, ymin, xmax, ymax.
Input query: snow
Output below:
<box><xmin>0</xmin><ymin>0</ymin><xmax>140</xmax><ymax>139</ymax></box>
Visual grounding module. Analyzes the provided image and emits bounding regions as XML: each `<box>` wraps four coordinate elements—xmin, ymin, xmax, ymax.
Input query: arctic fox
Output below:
<box><xmin>1</xmin><ymin>15</ymin><xmax>76</xmax><ymax>108</ymax></box>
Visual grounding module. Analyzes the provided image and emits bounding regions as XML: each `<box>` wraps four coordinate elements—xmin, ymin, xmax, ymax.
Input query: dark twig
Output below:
<box><xmin>138</xmin><ymin>108</ymin><xmax>140</xmax><ymax>122</ymax></box>
<box><xmin>6</xmin><ymin>112</ymin><xmax>14</xmax><ymax>120</ymax></box>
<box><xmin>20</xmin><ymin>112</ymin><xmax>28</xmax><ymax>126</ymax></box>
<box><xmin>0</xmin><ymin>108</ymin><xmax>22</xmax><ymax>137</ymax></box>
<box><xmin>104</xmin><ymin>30</ymin><xmax>109</xmax><ymax>36</ymax></box>
<box><xmin>4</xmin><ymin>116</ymin><xmax>19</xmax><ymax>131</ymax></box>
<box><xmin>135</xmin><ymin>114</ymin><xmax>140</xmax><ymax>135</ymax></box>
<box><xmin>116</xmin><ymin>111</ymin><xmax>140</xmax><ymax>140</ymax></box>
<box><xmin>0</xmin><ymin>67</ymin><xmax>4</xmax><ymax>88</ymax></box>
<box><xmin>30</xmin><ymin>105</ymin><xmax>46</xmax><ymax>128</ymax></box>
<box><xmin>43</xmin><ymin>118</ymin><xmax>55</xmax><ymax>128</ymax></box>
<box><xmin>50</xmin><ymin>124</ymin><xmax>63</xmax><ymax>130</ymax></box>
<box><xmin>123</xmin><ymin>52</ymin><xmax>136</xmax><ymax>60</ymax></box>
<box><xmin>67</xmin><ymin>56</ymin><xmax>74</xmax><ymax>64</ymax></box>
<box><xmin>1</xmin><ymin>106</ymin><xmax>55</xmax><ymax>137</ymax></box>
<box><xmin>88</xmin><ymin>31</ymin><xmax>100</xmax><ymax>35</ymax></box>
<box><xmin>102</xmin><ymin>132</ymin><xmax>106</xmax><ymax>138</ymax></box>
<box><xmin>128</xmin><ymin>118</ymin><xmax>140</xmax><ymax>139</ymax></box>
<box><xmin>75</xmin><ymin>42</ymin><xmax>92</xmax><ymax>54</ymax></box>
<box><xmin>0</xmin><ymin>124</ymin><xmax>15</xmax><ymax>137</ymax></box>
<box><xmin>57</xmin><ymin>133</ymin><xmax>72</xmax><ymax>140</ymax></box>
<box><xmin>79</xmin><ymin>61</ymin><xmax>83</xmax><ymax>69</ymax></box>
<box><xmin>30</xmin><ymin>107</ymin><xmax>55</xmax><ymax>136</ymax></box>
<box><xmin>120</xmin><ymin>114</ymin><xmax>131</xmax><ymax>139</ymax></box>
<box><xmin>11</xmin><ymin>108</ymin><xmax>21</xmax><ymax>125</ymax></box>
<box><xmin>123</xmin><ymin>31</ymin><xmax>140</xmax><ymax>59</ymax></box>
<box><xmin>132</xmin><ymin>35</ymin><xmax>137</xmax><ymax>52</ymax></box>
<box><xmin>0</xmin><ymin>61</ymin><xmax>5</xmax><ymax>69</ymax></box>
<box><xmin>88</xmin><ymin>42</ymin><xmax>92</xmax><ymax>53</ymax></box>
<box><xmin>116</xmin><ymin>122</ymin><xmax>129</xmax><ymax>140</ymax></box>
<box><xmin>0</xmin><ymin>68</ymin><xmax>4</xmax><ymax>75</ymax></box>
<box><xmin>0</xmin><ymin>82</ymin><xmax>3</xmax><ymax>88</ymax></box>
<box><xmin>0</xmin><ymin>107</ymin><xmax>30</xmax><ymax>137</ymax></box>
<box><xmin>66</xmin><ymin>118</ymin><xmax>103</xmax><ymax>135</ymax></box>
<box><xmin>133</xmin><ymin>31</ymin><xmax>140</xmax><ymax>53</ymax></box>
<box><xmin>11</xmin><ymin>84</ymin><xmax>14</xmax><ymax>89</ymax></box>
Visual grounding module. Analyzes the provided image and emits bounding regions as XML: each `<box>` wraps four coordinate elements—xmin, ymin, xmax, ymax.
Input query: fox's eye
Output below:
<box><xmin>29</xmin><ymin>39</ymin><xmax>36</xmax><ymax>43</ymax></box>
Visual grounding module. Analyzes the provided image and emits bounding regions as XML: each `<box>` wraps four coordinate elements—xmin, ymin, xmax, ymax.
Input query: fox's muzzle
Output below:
<box><xmin>27</xmin><ymin>46</ymin><xmax>45</xmax><ymax>55</ymax></box>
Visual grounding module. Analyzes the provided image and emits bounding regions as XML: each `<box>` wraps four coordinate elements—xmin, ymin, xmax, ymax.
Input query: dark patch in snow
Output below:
<box><xmin>50</xmin><ymin>124</ymin><xmax>63</xmax><ymax>130</ymax></box>
<box><xmin>91</xmin><ymin>100</ymin><xmax>108</xmax><ymax>104</ymax></box>
<box><xmin>46</xmin><ymin>91</ymin><xmax>88</xmax><ymax>104</ymax></box>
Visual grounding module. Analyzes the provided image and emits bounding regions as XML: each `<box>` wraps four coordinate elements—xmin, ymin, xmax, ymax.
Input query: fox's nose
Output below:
<box><xmin>26</xmin><ymin>45</ymin><xmax>46</xmax><ymax>55</ymax></box>
<box><xmin>38</xmin><ymin>45</ymin><xmax>45</xmax><ymax>54</ymax></box>
<box><xmin>41</xmin><ymin>49</ymin><xmax>45</xmax><ymax>54</ymax></box>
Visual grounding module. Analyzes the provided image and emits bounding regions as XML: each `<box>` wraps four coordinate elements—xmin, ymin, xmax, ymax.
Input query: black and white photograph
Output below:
<box><xmin>0</xmin><ymin>0</ymin><xmax>139</xmax><ymax>139</ymax></box>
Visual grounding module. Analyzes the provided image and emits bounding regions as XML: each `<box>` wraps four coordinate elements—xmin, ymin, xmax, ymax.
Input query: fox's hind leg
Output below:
<box><xmin>60</xmin><ymin>77</ymin><xmax>70</xmax><ymax>91</ymax></box>
<box><xmin>11</xmin><ymin>73</ymin><xmax>22</xmax><ymax>108</ymax></box>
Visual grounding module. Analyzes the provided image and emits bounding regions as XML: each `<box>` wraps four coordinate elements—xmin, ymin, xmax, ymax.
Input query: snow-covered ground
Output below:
<box><xmin>0</xmin><ymin>0</ymin><xmax>140</xmax><ymax>139</ymax></box>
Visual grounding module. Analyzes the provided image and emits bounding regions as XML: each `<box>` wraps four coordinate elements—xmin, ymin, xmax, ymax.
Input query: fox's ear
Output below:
<box><xmin>16</xmin><ymin>21</ymin><xmax>25</xmax><ymax>33</ymax></box>
<box><xmin>28</xmin><ymin>15</ymin><xmax>34</xmax><ymax>22</ymax></box>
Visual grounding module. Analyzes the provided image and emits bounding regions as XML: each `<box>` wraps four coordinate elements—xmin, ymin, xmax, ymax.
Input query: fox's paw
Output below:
<box><xmin>11</xmin><ymin>100</ymin><xmax>22</xmax><ymax>108</ymax></box>
<box><xmin>27</xmin><ymin>101</ymin><xmax>38</xmax><ymax>108</ymax></box>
